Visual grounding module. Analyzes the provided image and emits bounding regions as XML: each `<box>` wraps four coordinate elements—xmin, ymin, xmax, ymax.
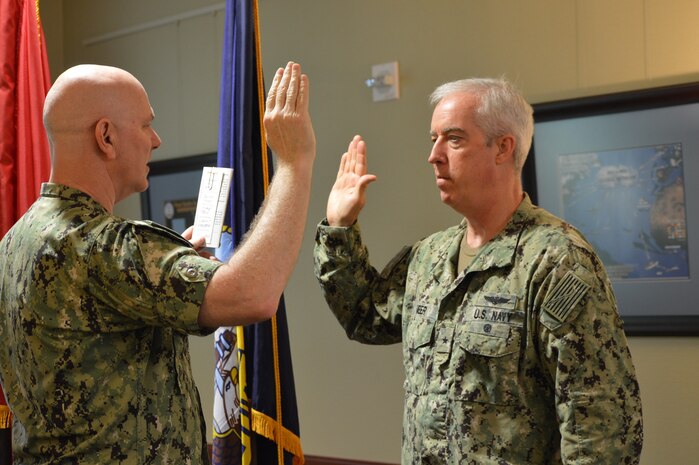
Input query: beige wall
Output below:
<box><xmin>43</xmin><ymin>1</ymin><xmax>699</xmax><ymax>463</ymax></box>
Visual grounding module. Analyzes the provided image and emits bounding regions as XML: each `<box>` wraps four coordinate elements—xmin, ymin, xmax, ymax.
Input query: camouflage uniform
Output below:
<box><xmin>314</xmin><ymin>195</ymin><xmax>643</xmax><ymax>464</ymax></box>
<box><xmin>0</xmin><ymin>184</ymin><xmax>223</xmax><ymax>464</ymax></box>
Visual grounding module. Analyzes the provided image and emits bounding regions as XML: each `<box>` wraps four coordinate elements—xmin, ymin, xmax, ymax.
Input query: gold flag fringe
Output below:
<box><xmin>251</xmin><ymin>408</ymin><xmax>304</xmax><ymax>465</ymax></box>
<box><xmin>0</xmin><ymin>405</ymin><xmax>12</xmax><ymax>429</ymax></box>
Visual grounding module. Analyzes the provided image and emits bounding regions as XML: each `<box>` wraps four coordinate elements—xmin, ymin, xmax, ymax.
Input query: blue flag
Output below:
<box><xmin>211</xmin><ymin>1</ymin><xmax>303</xmax><ymax>464</ymax></box>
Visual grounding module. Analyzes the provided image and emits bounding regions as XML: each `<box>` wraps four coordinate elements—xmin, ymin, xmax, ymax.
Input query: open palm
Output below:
<box><xmin>326</xmin><ymin>135</ymin><xmax>377</xmax><ymax>227</ymax></box>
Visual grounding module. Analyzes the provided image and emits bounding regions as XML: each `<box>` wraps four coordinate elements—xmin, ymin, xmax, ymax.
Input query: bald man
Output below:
<box><xmin>0</xmin><ymin>63</ymin><xmax>315</xmax><ymax>463</ymax></box>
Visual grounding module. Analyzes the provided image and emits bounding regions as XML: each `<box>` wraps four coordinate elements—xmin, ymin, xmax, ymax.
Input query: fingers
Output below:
<box><xmin>337</xmin><ymin>152</ymin><xmax>348</xmax><ymax>179</ymax></box>
<box><xmin>348</xmin><ymin>139</ymin><xmax>357</xmax><ymax>173</ymax></box>
<box><xmin>336</xmin><ymin>135</ymin><xmax>376</xmax><ymax>191</ymax></box>
<box><xmin>266</xmin><ymin>62</ymin><xmax>308</xmax><ymax>114</ymax></box>
<box><xmin>265</xmin><ymin>67</ymin><xmax>284</xmax><ymax>113</ymax></box>
<box><xmin>198</xmin><ymin>250</ymin><xmax>219</xmax><ymax>261</ymax></box>
<box><xmin>263</xmin><ymin>61</ymin><xmax>316</xmax><ymax>162</ymax></box>
<box><xmin>338</xmin><ymin>136</ymin><xmax>359</xmax><ymax>178</ymax></box>
<box><xmin>182</xmin><ymin>226</ymin><xmax>208</xmax><ymax>250</ymax></box>
<box><xmin>189</xmin><ymin>235</ymin><xmax>207</xmax><ymax>250</ymax></box>
<box><xmin>355</xmin><ymin>139</ymin><xmax>369</xmax><ymax>176</ymax></box>
<box><xmin>296</xmin><ymin>73</ymin><xmax>309</xmax><ymax>114</ymax></box>
<box><xmin>350</xmin><ymin>137</ymin><xmax>376</xmax><ymax>191</ymax></box>
<box><xmin>272</xmin><ymin>62</ymin><xmax>302</xmax><ymax>111</ymax></box>
<box><xmin>284</xmin><ymin>63</ymin><xmax>301</xmax><ymax>110</ymax></box>
<box><xmin>273</xmin><ymin>62</ymin><xmax>291</xmax><ymax>110</ymax></box>
<box><xmin>274</xmin><ymin>62</ymin><xmax>293</xmax><ymax>109</ymax></box>
<box><xmin>181</xmin><ymin>225</ymin><xmax>195</xmax><ymax>240</ymax></box>
<box><xmin>347</xmin><ymin>135</ymin><xmax>363</xmax><ymax>174</ymax></box>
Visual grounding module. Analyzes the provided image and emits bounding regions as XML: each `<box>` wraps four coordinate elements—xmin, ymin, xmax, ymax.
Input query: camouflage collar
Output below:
<box><xmin>461</xmin><ymin>193</ymin><xmax>535</xmax><ymax>273</ymax></box>
<box><xmin>40</xmin><ymin>183</ymin><xmax>109</xmax><ymax>215</ymax></box>
<box><xmin>430</xmin><ymin>222</ymin><xmax>467</xmax><ymax>284</ymax></box>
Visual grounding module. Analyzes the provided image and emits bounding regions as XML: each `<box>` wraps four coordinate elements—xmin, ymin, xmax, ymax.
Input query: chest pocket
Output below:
<box><xmin>403</xmin><ymin>303</ymin><xmax>437</xmax><ymax>396</ymax></box>
<box><xmin>453</xmin><ymin>297</ymin><xmax>524</xmax><ymax>406</ymax></box>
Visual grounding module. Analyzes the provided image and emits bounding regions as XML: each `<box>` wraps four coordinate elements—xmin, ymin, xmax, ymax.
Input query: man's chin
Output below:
<box><xmin>438</xmin><ymin>190</ymin><xmax>452</xmax><ymax>205</ymax></box>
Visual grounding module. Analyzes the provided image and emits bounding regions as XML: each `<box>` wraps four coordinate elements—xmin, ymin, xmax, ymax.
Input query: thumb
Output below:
<box><xmin>189</xmin><ymin>234</ymin><xmax>207</xmax><ymax>250</ymax></box>
<box><xmin>357</xmin><ymin>174</ymin><xmax>377</xmax><ymax>195</ymax></box>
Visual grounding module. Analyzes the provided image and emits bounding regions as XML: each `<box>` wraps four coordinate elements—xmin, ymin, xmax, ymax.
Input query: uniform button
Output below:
<box><xmin>185</xmin><ymin>267</ymin><xmax>198</xmax><ymax>278</ymax></box>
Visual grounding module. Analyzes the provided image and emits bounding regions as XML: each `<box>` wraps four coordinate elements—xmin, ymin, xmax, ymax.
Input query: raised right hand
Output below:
<box><xmin>263</xmin><ymin>62</ymin><xmax>316</xmax><ymax>167</ymax></box>
<box><xmin>326</xmin><ymin>135</ymin><xmax>377</xmax><ymax>227</ymax></box>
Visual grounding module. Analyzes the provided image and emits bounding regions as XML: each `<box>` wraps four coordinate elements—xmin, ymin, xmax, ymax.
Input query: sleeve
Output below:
<box><xmin>88</xmin><ymin>220</ymin><xmax>224</xmax><ymax>335</ymax></box>
<box><xmin>535</xmin><ymin>247</ymin><xmax>643</xmax><ymax>464</ymax></box>
<box><xmin>313</xmin><ymin>219</ymin><xmax>412</xmax><ymax>345</ymax></box>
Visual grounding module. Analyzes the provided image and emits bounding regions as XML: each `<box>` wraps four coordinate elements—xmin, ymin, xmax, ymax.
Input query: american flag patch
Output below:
<box><xmin>542</xmin><ymin>271</ymin><xmax>590</xmax><ymax>322</ymax></box>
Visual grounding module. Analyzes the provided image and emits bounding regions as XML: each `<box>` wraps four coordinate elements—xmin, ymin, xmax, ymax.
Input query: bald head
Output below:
<box><xmin>43</xmin><ymin>64</ymin><xmax>147</xmax><ymax>140</ymax></box>
<box><xmin>45</xmin><ymin>64</ymin><xmax>161</xmax><ymax>211</ymax></box>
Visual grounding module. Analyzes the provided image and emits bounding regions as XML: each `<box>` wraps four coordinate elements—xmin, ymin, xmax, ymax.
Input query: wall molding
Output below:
<box><xmin>83</xmin><ymin>3</ymin><xmax>225</xmax><ymax>46</ymax></box>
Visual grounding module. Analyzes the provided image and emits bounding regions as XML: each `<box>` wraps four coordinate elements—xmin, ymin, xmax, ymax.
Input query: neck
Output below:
<box><xmin>462</xmin><ymin>186</ymin><xmax>524</xmax><ymax>248</ymax></box>
<box><xmin>50</xmin><ymin>151</ymin><xmax>116</xmax><ymax>213</ymax></box>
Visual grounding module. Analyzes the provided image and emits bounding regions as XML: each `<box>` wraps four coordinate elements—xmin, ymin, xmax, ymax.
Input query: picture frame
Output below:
<box><xmin>523</xmin><ymin>82</ymin><xmax>699</xmax><ymax>336</ymax></box>
<box><xmin>140</xmin><ymin>152</ymin><xmax>217</xmax><ymax>234</ymax></box>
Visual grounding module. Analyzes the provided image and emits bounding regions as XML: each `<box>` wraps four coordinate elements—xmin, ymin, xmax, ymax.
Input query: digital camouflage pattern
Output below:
<box><xmin>314</xmin><ymin>195</ymin><xmax>643</xmax><ymax>464</ymax></box>
<box><xmin>0</xmin><ymin>183</ymin><xmax>223</xmax><ymax>464</ymax></box>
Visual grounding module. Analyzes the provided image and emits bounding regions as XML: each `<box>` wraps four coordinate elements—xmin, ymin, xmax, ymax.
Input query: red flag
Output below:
<box><xmin>0</xmin><ymin>0</ymin><xmax>52</xmax><ymax>238</ymax></box>
<box><xmin>0</xmin><ymin>0</ymin><xmax>52</xmax><ymax>461</ymax></box>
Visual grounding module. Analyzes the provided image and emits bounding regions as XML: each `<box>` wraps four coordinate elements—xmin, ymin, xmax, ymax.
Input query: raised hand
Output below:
<box><xmin>326</xmin><ymin>135</ymin><xmax>377</xmax><ymax>227</ymax></box>
<box><xmin>263</xmin><ymin>62</ymin><xmax>316</xmax><ymax>166</ymax></box>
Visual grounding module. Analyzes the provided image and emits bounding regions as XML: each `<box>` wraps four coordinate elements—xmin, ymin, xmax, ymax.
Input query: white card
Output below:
<box><xmin>193</xmin><ymin>167</ymin><xmax>234</xmax><ymax>248</ymax></box>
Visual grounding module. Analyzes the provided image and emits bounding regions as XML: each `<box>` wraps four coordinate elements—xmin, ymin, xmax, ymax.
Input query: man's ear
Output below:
<box><xmin>495</xmin><ymin>134</ymin><xmax>516</xmax><ymax>165</ymax></box>
<box><xmin>95</xmin><ymin>118</ymin><xmax>117</xmax><ymax>160</ymax></box>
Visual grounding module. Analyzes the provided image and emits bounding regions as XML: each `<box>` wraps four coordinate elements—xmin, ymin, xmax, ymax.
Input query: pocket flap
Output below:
<box><xmin>458</xmin><ymin>328</ymin><xmax>518</xmax><ymax>357</ymax></box>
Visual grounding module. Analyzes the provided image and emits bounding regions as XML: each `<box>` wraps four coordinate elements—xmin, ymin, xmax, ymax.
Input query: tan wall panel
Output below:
<box><xmin>646</xmin><ymin>0</ymin><xmax>699</xmax><ymax>78</ymax></box>
<box><xmin>176</xmin><ymin>12</ymin><xmax>223</xmax><ymax>157</ymax></box>
<box><xmin>577</xmin><ymin>0</ymin><xmax>646</xmax><ymax>88</ymax></box>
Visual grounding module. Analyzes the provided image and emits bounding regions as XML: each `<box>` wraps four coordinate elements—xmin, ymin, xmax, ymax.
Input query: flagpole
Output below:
<box><xmin>212</xmin><ymin>1</ymin><xmax>303</xmax><ymax>463</ymax></box>
<box><xmin>252</xmin><ymin>0</ymin><xmax>269</xmax><ymax>197</ymax></box>
<box><xmin>250</xmin><ymin>1</ymin><xmax>285</xmax><ymax>462</ymax></box>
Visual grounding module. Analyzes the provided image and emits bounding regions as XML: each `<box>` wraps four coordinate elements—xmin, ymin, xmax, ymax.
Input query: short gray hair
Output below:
<box><xmin>429</xmin><ymin>78</ymin><xmax>534</xmax><ymax>171</ymax></box>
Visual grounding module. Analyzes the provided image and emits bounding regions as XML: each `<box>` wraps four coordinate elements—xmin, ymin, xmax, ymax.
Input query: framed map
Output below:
<box><xmin>559</xmin><ymin>143</ymin><xmax>688</xmax><ymax>281</ymax></box>
<box><xmin>524</xmin><ymin>83</ymin><xmax>699</xmax><ymax>336</ymax></box>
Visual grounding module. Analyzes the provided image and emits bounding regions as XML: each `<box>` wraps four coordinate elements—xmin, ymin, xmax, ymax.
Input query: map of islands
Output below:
<box><xmin>558</xmin><ymin>142</ymin><xmax>689</xmax><ymax>281</ymax></box>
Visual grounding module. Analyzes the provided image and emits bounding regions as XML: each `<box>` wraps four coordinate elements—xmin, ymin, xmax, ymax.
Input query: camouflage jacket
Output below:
<box><xmin>0</xmin><ymin>184</ymin><xmax>223</xmax><ymax>464</ymax></box>
<box><xmin>314</xmin><ymin>195</ymin><xmax>643</xmax><ymax>464</ymax></box>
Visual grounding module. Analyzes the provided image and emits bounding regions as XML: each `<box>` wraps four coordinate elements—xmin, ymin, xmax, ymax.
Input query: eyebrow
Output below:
<box><xmin>430</xmin><ymin>127</ymin><xmax>466</xmax><ymax>138</ymax></box>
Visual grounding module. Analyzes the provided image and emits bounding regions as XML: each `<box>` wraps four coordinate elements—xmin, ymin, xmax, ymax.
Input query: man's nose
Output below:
<box><xmin>428</xmin><ymin>140</ymin><xmax>444</xmax><ymax>164</ymax></box>
<box><xmin>151</xmin><ymin>129</ymin><xmax>162</xmax><ymax>149</ymax></box>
